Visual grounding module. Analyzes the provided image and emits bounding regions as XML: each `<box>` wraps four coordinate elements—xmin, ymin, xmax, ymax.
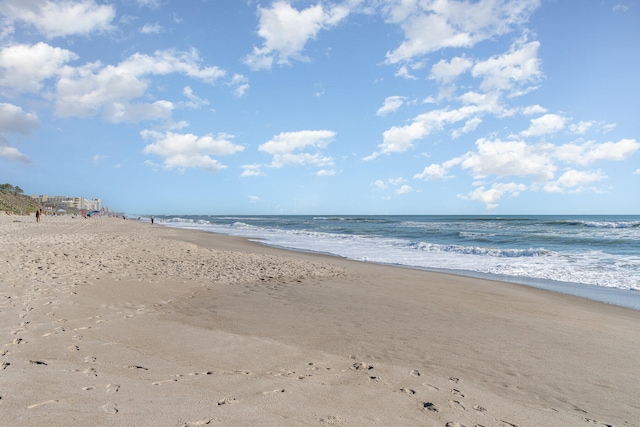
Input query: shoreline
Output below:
<box><xmin>1</xmin><ymin>216</ymin><xmax>638</xmax><ymax>426</ymax></box>
<box><xmin>158</xmin><ymin>219</ymin><xmax>640</xmax><ymax>311</ymax></box>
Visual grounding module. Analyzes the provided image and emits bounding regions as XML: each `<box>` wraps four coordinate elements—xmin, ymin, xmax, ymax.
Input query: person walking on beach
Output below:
<box><xmin>151</xmin><ymin>216</ymin><xmax>154</xmax><ymax>224</ymax></box>
<box><xmin>35</xmin><ymin>208</ymin><xmax>40</xmax><ymax>223</ymax></box>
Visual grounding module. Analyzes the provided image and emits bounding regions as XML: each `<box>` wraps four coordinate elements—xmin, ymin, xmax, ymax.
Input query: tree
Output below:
<box><xmin>13</xmin><ymin>186</ymin><xmax>23</xmax><ymax>196</ymax></box>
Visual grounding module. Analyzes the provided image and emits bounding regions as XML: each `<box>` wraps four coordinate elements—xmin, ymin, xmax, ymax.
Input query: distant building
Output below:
<box><xmin>32</xmin><ymin>195</ymin><xmax>102</xmax><ymax>212</ymax></box>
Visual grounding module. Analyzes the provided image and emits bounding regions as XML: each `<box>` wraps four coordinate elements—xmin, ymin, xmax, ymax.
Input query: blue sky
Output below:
<box><xmin>1</xmin><ymin>0</ymin><xmax>639</xmax><ymax>215</ymax></box>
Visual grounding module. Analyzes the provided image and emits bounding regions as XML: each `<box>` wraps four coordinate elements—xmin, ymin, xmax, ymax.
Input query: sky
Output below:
<box><xmin>1</xmin><ymin>0</ymin><xmax>639</xmax><ymax>215</ymax></box>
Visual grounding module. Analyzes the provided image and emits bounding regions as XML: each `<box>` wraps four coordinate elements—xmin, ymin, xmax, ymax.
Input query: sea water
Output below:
<box><xmin>150</xmin><ymin>215</ymin><xmax>640</xmax><ymax>310</ymax></box>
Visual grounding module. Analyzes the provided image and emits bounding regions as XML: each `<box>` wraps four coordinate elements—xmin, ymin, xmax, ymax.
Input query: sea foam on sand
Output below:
<box><xmin>1</xmin><ymin>215</ymin><xmax>638</xmax><ymax>426</ymax></box>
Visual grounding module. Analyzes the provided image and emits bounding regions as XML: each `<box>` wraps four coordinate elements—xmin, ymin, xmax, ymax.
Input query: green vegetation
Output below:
<box><xmin>0</xmin><ymin>183</ymin><xmax>41</xmax><ymax>215</ymax></box>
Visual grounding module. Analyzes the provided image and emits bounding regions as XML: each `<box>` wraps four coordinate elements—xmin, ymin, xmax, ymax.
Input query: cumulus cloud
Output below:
<box><xmin>464</xmin><ymin>182</ymin><xmax>527</xmax><ymax>209</ymax></box>
<box><xmin>139</xmin><ymin>23</ymin><xmax>162</xmax><ymax>34</ymax></box>
<box><xmin>384</xmin><ymin>0</ymin><xmax>540</xmax><ymax>64</ymax></box>
<box><xmin>244</xmin><ymin>1</ymin><xmax>349</xmax><ymax>70</ymax></box>
<box><xmin>141</xmin><ymin>130</ymin><xmax>244</xmax><ymax>172</ymax></box>
<box><xmin>553</xmin><ymin>139</ymin><xmax>640</xmax><ymax>165</ymax></box>
<box><xmin>396</xmin><ymin>184</ymin><xmax>412</xmax><ymax>194</ymax></box>
<box><xmin>259</xmin><ymin>130</ymin><xmax>336</xmax><ymax>169</ymax></box>
<box><xmin>229</xmin><ymin>74</ymin><xmax>249</xmax><ymax>97</ymax></box>
<box><xmin>0</xmin><ymin>145</ymin><xmax>30</xmax><ymax>163</ymax></box>
<box><xmin>461</xmin><ymin>138</ymin><xmax>555</xmax><ymax>181</ymax></box>
<box><xmin>376</xmin><ymin>96</ymin><xmax>405</xmax><ymax>116</ymax></box>
<box><xmin>0</xmin><ymin>42</ymin><xmax>77</xmax><ymax>94</ymax></box>
<box><xmin>0</xmin><ymin>0</ymin><xmax>116</xmax><ymax>38</ymax></box>
<box><xmin>471</xmin><ymin>40</ymin><xmax>542</xmax><ymax>95</ymax></box>
<box><xmin>416</xmin><ymin>137</ymin><xmax>639</xmax><ymax>207</ymax></box>
<box><xmin>430</xmin><ymin>56</ymin><xmax>473</xmax><ymax>84</ymax></box>
<box><xmin>543</xmin><ymin>169</ymin><xmax>607</xmax><ymax>193</ymax></box>
<box><xmin>0</xmin><ymin>102</ymin><xmax>39</xmax><ymax>163</ymax></box>
<box><xmin>55</xmin><ymin>48</ymin><xmax>226</xmax><ymax>122</ymax></box>
<box><xmin>366</xmin><ymin>93</ymin><xmax>503</xmax><ymax>160</ymax></box>
<box><xmin>519</xmin><ymin>113</ymin><xmax>566</xmax><ymax>137</ymax></box>
<box><xmin>0</xmin><ymin>103</ymin><xmax>39</xmax><ymax>134</ymax></box>
<box><xmin>240</xmin><ymin>164</ymin><xmax>265</xmax><ymax>178</ymax></box>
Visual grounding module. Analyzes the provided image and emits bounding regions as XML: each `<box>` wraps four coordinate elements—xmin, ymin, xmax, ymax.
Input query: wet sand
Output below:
<box><xmin>1</xmin><ymin>215</ymin><xmax>638</xmax><ymax>426</ymax></box>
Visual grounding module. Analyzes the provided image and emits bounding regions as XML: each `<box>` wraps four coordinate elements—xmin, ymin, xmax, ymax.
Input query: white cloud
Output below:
<box><xmin>141</xmin><ymin>130</ymin><xmax>244</xmax><ymax>172</ymax></box>
<box><xmin>135</xmin><ymin>0</ymin><xmax>162</xmax><ymax>9</ymax></box>
<box><xmin>182</xmin><ymin>86</ymin><xmax>209</xmax><ymax>109</ymax></box>
<box><xmin>396</xmin><ymin>184</ymin><xmax>412</xmax><ymax>194</ymax></box>
<box><xmin>0</xmin><ymin>102</ymin><xmax>38</xmax><ymax>163</ymax></box>
<box><xmin>395</xmin><ymin>65</ymin><xmax>417</xmax><ymax>80</ymax></box>
<box><xmin>55</xmin><ymin>49</ymin><xmax>226</xmax><ymax>122</ymax></box>
<box><xmin>229</xmin><ymin>74</ymin><xmax>249</xmax><ymax>97</ymax></box>
<box><xmin>520</xmin><ymin>113</ymin><xmax>566</xmax><ymax>137</ymax></box>
<box><xmin>259</xmin><ymin>130</ymin><xmax>336</xmax><ymax>168</ymax></box>
<box><xmin>366</xmin><ymin>96</ymin><xmax>502</xmax><ymax>160</ymax></box>
<box><xmin>0</xmin><ymin>0</ymin><xmax>116</xmax><ymax>38</ymax></box>
<box><xmin>452</xmin><ymin>117</ymin><xmax>482</xmax><ymax>138</ymax></box>
<box><xmin>0</xmin><ymin>103</ymin><xmax>39</xmax><ymax>134</ymax></box>
<box><xmin>522</xmin><ymin>104</ymin><xmax>547</xmax><ymax>115</ymax></box>
<box><xmin>139</xmin><ymin>23</ymin><xmax>162</xmax><ymax>34</ymax></box>
<box><xmin>414</xmin><ymin>157</ymin><xmax>462</xmax><ymax>180</ymax></box>
<box><xmin>384</xmin><ymin>0</ymin><xmax>540</xmax><ymax>64</ymax></box>
<box><xmin>430</xmin><ymin>56</ymin><xmax>473</xmax><ymax>84</ymax></box>
<box><xmin>415</xmin><ymin>136</ymin><xmax>638</xmax><ymax>207</ymax></box>
<box><xmin>543</xmin><ymin>169</ymin><xmax>606</xmax><ymax>193</ymax></box>
<box><xmin>244</xmin><ymin>1</ymin><xmax>349</xmax><ymax>70</ymax></box>
<box><xmin>569</xmin><ymin>120</ymin><xmax>594</xmax><ymax>135</ymax></box>
<box><xmin>613</xmin><ymin>4</ymin><xmax>629</xmax><ymax>12</ymax></box>
<box><xmin>553</xmin><ymin>139</ymin><xmax>640</xmax><ymax>166</ymax></box>
<box><xmin>316</xmin><ymin>169</ymin><xmax>336</xmax><ymax>176</ymax></box>
<box><xmin>634</xmin><ymin>169</ymin><xmax>640</xmax><ymax>175</ymax></box>
<box><xmin>372</xmin><ymin>180</ymin><xmax>388</xmax><ymax>190</ymax></box>
<box><xmin>241</xmin><ymin>164</ymin><xmax>265</xmax><ymax>177</ymax></box>
<box><xmin>461</xmin><ymin>138</ymin><xmax>555</xmax><ymax>181</ymax></box>
<box><xmin>472</xmin><ymin>40</ymin><xmax>542</xmax><ymax>95</ymax></box>
<box><xmin>464</xmin><ymin>182</ymin><xmax>527</xmax><ymax>209</ymax></box>
<box><xmin>376</xmin><ymin>96</ymin><xmax>405</xmax><ymax>116</ymax></box>
<box><xmin>0</xmin><ymin>42</ymin><xmax>77</xmax><ymax>94</ymax></box>
<box><xmin>0</xmin><ymin>145</ymin><xmax>30</xmax><ymax>163</ymax></box>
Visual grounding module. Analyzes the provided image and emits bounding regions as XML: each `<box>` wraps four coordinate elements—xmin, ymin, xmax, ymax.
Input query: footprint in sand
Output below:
<box><xmin>422</xmin><ymin>402</ymin><xmax>438</xmax><ymax>412</ymax></box>
<box><xmin>101</xmin><ymin>402</ymin><xmax>118</xmax><ymax>414</ymax></box>
<box><xmin>409</xmin><ymin>369</ymin><xmax>421</xmax><ymax>377</ymax></box>
<box><xmin>448</xmin><ymin>400</ymin><xmax>466</xmax><ymax>411</ymax></box>
<box><xmin>217</xmin><ymin>397</ymin><xmax>238</xmax><ymax>405</ymax></box>
<box><xmin>181</xmin><ymin>420</ymin><xmax>212</xmax><ymax>427</ymax></box>
<box><xmin>351</xmin><ymin>362</ymin><xmax>373</xmax><ymax>371</ymax></box>
<box><xmin>423</xmin><ymin>383</ymin><xmax>439</xmax><ymax>392</ymax></box>
<box><xmin>450</xmin><ymin>388</ymin><xmax>465</xmax><ymax>398</ymax></box>
<box><xmin>106</xmin><ymin>384</ymin><xmax>120</xmax><ymax>393</ymax></box>
<box><xmin>400</xmin><ymin>388</ymin><xmax>416</xmax><ymax>395</ymax></box>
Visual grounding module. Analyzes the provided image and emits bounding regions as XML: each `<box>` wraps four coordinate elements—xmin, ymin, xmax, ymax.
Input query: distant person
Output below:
<box><xmin>151</xmin><ymin>216</ymin><xmax>154</xmax><ymax>224</ymax></box>
<box><xmin>35</xmin><ymin>209</ymin><xmax>40</xmax><ymax>223</ymax></box>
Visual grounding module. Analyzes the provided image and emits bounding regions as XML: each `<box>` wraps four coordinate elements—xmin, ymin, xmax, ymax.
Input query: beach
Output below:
<box><xmin>1</xmin><ymin>215</ymin><xmax>638</xmax><ymax>426</ymax></box>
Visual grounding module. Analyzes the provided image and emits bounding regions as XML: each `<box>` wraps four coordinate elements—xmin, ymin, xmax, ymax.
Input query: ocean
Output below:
<box><xmin>149</xmin><ymin>215</ymin><xmax>640</xmax><ymax>310</ymax></box>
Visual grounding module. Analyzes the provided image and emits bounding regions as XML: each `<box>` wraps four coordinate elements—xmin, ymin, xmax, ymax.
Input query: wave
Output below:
<box><xmin>406</xmin><ymin>241</ymin><xmax>551</xmax><ymax>258</ymax></box>
<box><xmin>545</xmin><ymin>219</ymin><xmax>640</xmax><ymax>229</ymax></box>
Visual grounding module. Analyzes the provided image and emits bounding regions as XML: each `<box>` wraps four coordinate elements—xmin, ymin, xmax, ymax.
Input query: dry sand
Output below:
<box><xmin>1</xmin><ymin>214</ymin><xmax>638</xmax><ymax>426</ymax></box>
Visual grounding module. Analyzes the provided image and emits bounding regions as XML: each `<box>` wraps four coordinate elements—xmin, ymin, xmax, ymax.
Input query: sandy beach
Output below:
<box><xmin>1</xmin><ymin>215</ymin><xmax>638</xmax><ymax>427</ymax></box>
